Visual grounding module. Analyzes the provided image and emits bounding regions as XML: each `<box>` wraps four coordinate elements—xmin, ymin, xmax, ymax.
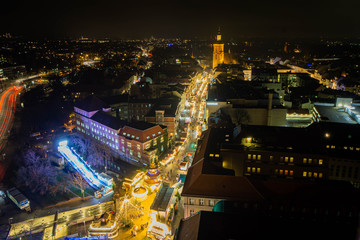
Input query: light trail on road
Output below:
<box><xmin>0</xmin><ymin>87</ymin><xmax>21</xmax><ymax>152</ymax></box>
<box><xmin>0</xmin><ymin>86</ymin><xmax>21</xmax><ymax>182</ymax></box>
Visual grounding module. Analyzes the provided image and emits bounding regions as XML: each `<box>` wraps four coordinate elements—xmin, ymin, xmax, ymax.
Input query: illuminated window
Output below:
<box><xmin>326</xmin><ymin>145</ymin><xmax>330</xmax><ymax>148</ymax></box>
<box><xmin>257</xmin><ymin>168</ymin><xmax>261</xmax><ymax>173</ymax></box>
<box><xmin>215</xmin><ymin>154</ymin><xmax>220</xmax><ymax>157</ymax></box>
<box><xmin>252</xmin><ymin>167</ymin><xmax>256</xmax><ymax>173</ymax></box>
<box><xmin>199</xmin><ymin>199</ymin><xmax>204</xmax><ymax>206</ymax></box>
<box><xmin>303</xmin><ymin>158</ymin><xmax>307</xmax><ymax>164</ymax></box>
<box><xmin>257</xmin><ymin>155</ymin><xmax>261</xmax><ymax>160</ymax></box>
<box><xmin>285</xmin><ymin>170</ymin><xmax>289</xmax><ymax>175</ymax></box>
<box><xmin>331</xmin><ymin>145</ymin><xmax>335</xmax><ymax>149</ymax></box>
<box><xmin>319</xmin><ymin>173</ymin><xmax>323</xmax><ymax>178</ymax></box>
<box><xmin>314</xmin><ymin>172</ymin><xmax>318</xmax><ymax>178</ymax></box>
<box><xmin>248</xmin><ymin>154</ymin><xmax>251</xmax><ymax>159</ymax></box>
<box><xmin>356</xmin><ymin>148</ymin><xmax>360</xmax><ymax>151</ymax></box>
<box><xmin>350</xmin><ymin>147</ymin><xmax>354</xmax><ymax>150</ymax></box>
<box><xmin>285</xmin><ymin>157</ymin><xmax>289</xmax><ymax>162</ymax></box>
<box><xmin>209</xmin><ymin>154</ymin><xmax>214</xmax><ymax>157</ymax></box>
<box><xmin>344</xmin><ymin>146</ymin><xmax>348</xmax><ymax>150</ymax></box>
<box><xmin>290</xmin><ymin>157</ymin><xmax>294</xmax><ymax>163</ymax></box>
<box><xmin>137</xmin><ymin>144</ymin><xmax>140</xmax><ymax>150</ymax></box>
<box><xmin>269</xmin><ymin>156</ymin><xmax>274</xmax><ymax>161</ymax></box>
<box><xmin>319</xmin><ymin>159</ymin><xmax>323</xmax><ymax>165</ymax></box>
<box><xmin>308</xmin><ymin>159</ymin><xmax>312</xmax><ymax>164</ymax></box>
<box><xmin>190</xmin><ymin>209</ymin><xmax>194</xmax><ymax>216</ymax></box>
<box><xmin>209</xmin><ymin>200</ymin><xmax>215</xmax><ymax>206</ymax></box>
<box><xmin>252</xmin><ymin>155</ymin><xmax>256</xmax><ymax>160</ymax></box>
<box><xmin>308</xmin><ymin>172</ymin><xmax>312</xmax><ymax>177</ymax></box>
<box><xmin>303</xmin><ymin>171</ymin><xmax>307</xmax><ymax>177</ymax></box>
<box><xmin>290</xmin><ymin>170</ymin><xmax>294</xmax><ymax>176</ymax></box>
<box><xmin>189</xmin><ymin>199</ymin><xmax>195</xmax><ymax>205</ymax></box>
<box><xmin>127</xmin><ymin>142</ymin><xmax>131</xmax><ymax>147</ymax></box>
<box><xmin>247</xmin><ymin>167</ymin><xmax>251</xmax><ymax>172</ymax></box>
<box><xmin>279</xmin><ymin>169</ymin><xmax>284</xmax><ymax>175</ymax></box>
<box><xmin>130</xmin><ymin>150</ymin><xmax>133</xmax><ymax>156</ymax></box>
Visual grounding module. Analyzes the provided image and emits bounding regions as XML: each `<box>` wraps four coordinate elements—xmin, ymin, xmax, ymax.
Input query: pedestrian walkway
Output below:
<box><xmin>116</xmin><ymin>193</ymin><xmax>156</xmax><ymax>239</ymax></box>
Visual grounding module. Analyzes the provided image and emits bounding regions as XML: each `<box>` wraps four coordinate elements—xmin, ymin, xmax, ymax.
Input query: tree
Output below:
<box><xmin>70</xmin><ymin>172</ymin><xmax>88</xmax><ymax>199</ymax></box>
<box><xmin>17</xmin><ymin>149</ymin><xmax>58</xmax><ymax>195</ymax></box>
<box><xmin>234</xmin><ymin>109</ymin><xmax>250</xmax><ymax>126</ymax></box>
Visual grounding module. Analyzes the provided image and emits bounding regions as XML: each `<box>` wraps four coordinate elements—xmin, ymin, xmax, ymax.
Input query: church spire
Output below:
<box><xmin>216</xmin><ymin>27</ymin><xmax>222</xmax><ymax>41</ymax></box>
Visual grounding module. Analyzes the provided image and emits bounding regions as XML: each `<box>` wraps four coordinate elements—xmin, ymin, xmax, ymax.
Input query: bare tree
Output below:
<box><xmin>70</xmin><ymin>172</ymin><xmax>88</xmax><ymax>199</ymax></box>
<box><xmin>69</xmin><ymin>134</ymin><xmax>113</xmax><ymax>170</ymax></box>
<box><xmin>17</xmin><ymin>149</ymin><xmax>57</xmax><ymax>195</ymax></box>
<box><xmin>234</xmin><ymin>109</ymin><xmax>250</xmax><ymax>126</ymax></box>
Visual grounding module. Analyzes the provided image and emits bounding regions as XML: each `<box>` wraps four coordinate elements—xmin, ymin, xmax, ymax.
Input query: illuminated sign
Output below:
<box><xmin>206</xmin><ymin>102</ymin><xmax>218</xmax><ymax>106</ymax></box>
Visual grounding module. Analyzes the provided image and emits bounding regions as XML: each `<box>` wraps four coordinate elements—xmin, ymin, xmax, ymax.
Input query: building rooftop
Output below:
<box><xmin>314</xmin><ymin>105</ymin><xmax>357</xmax><ymax>124</ymax></box>
<box><xmin>150</xmin><ymin>183</ymin><xmax>174</xmax><ymax>212</ymax></box>
<box><xmin>75</xmin><ymin>95</ymin><xmax>110</xmax><ymax>112</ymax></box>
<box><xmin>146</xmin><ymin>98</ymin><xmax>180</xmax><ymax>117</ymax></box>
<box><xmin>120</xmin><ymin>123</ymin><xmax>166</xmax><ymax>143</ymax></box>
<box><xmin>176</xmin><ymin>210</ymin><xmax>358</xmax><ymax>240</ymax></box>
<box><xmin>233</xmin><ymin>122</ymin><xmax>360</xmax><ymax>159</ymax></box>
<box><xmin>183</xmin><ymin>126</ymin><xmax>360</xmax><ymax>200</ymax></box>
<box><xmin>90</xmin><ymin>111</ymin><xmax>127</xmax><ymax>130</ymax></box>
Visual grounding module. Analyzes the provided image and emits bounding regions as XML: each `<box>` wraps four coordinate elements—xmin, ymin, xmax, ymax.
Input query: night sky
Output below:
<box><xmin>2</xmin><ymin>0</ymin><xmax>360</xmax><ymax>39</ymax></box>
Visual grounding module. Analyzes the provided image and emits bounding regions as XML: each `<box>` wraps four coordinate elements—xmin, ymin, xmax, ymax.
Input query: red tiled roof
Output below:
<box><xmin>119</xmin><ymin>124</ymin><xmax>166</xmax><ymax>143</ymax></box>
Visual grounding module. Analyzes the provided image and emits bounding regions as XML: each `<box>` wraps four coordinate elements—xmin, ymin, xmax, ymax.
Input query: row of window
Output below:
<box><xmin>303</xmin><ymin>171</ymin><xmax>323</xmax><ymax>178</ymax></box>
<box><xmin>303</xmin><ymin>158</ymin><xmax>323</xmax><ymax>165</ymax></box>
<box><xmin>122</xmin><ymin>131</ymin><xmax>162</xmax><ymax>140</ymax></box>
<box><xmin>93</xmin><ymin>135</ymin><xmax>118</xmax><ymax>150</ymax></box>
<box><xmin>275</xmin><ymin>169</ymin><xmax>294</xmax><ymax>176</ymax></box>
<box><xmin>209</xmin><ymin>153</ymin><xmax>220</xmax><ymax>157</ymax></box>
<box><xmin>326</xmin><ymin>145</ymin><xmax>360</xmax><ymax>151</ymax></box>
<box><xmin>247</xmin><ymin>167</ymin><xmax>261</xmax><ymax>174</ymax></box>
<box><xmin>248</xmin><ymin>154</ymin><xmax>261</xmax><ymax>160</ymax></box>
<box><xmin>90</xmin><ymin>122</ymin><xmax>117</xmax><ymax>136</ymax></box>
<box><xmin>189</xmin><ymin>198</ymin><xmax>215</xmax><ymax>206</ymax></box>
<box><xmin>330</xmin><ymin>165</ymin><xmax>359</xmax><ymax>179</ymax></box>
<box><xmin>247</xmin><ymin>154</ymin><xmax>324</xmax><ymax>166</ymax></box>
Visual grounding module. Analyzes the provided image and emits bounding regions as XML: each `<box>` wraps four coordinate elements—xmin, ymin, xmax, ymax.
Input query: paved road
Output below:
<box><xmin>0</xmin><ymin>86</ymin><xmax>21</xmax><ymax>182</ymax></box>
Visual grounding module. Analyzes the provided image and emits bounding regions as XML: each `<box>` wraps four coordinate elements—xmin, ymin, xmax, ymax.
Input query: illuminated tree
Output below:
<box><xmin>70</xmin><ymin>172</ymin><xmax>88</xmax><ymax>199</ymax></box>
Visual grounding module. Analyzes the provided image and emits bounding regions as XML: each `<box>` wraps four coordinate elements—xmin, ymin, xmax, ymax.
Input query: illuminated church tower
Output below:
<box><xmin>212</xmin><ymin>27</ymin><xmax>224</xmax><ymax>69</ymax></box>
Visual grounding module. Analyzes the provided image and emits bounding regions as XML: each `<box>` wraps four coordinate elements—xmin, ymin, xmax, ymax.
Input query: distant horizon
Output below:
<box><xmin>1</xmin><ymin>0</ymin><xmax>359</xmax><ymax>41</ymax></box>
<box><xmin>2</xmin><ymin>33</ymin><xmax>360</xmax><ymax>42</ymax></box>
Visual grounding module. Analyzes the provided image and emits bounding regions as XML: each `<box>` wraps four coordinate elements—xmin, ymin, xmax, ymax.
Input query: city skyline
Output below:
<box><xmin>1</xmin><ymin>0</ymin><xmax>360</xmax><ymax>39</ymax></box>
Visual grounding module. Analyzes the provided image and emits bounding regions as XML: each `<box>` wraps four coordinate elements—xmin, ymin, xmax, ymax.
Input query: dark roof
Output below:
<box><xmin>176</xmin><ymin>210</ymin><xmax>358</xmax><ymax>240</ymax></box>
<box><xmin>150</xmin><ymin>183</ymin><xmax>174</xmax><ymax>212</ymax></box>
<box><xmin>90</xmin><ymin>111</ymin><xmax>127</xmax><ymax>130</ymax></box>
<box><xmin>145</xmin><ymin>98</ymin><xmax>180</xmax><ymax>117</ymax></box>
<box><xmin>75</xmin><ymin>95</ymin><xmax>110</xmax><ymax>112</ymax></box>
<box><xmin>127</xmin><ymin>121</ymin><xmax>158</xmax><ymax>131</ymax></box>
<box><xmin>182</xmin><ymin>129</ymin><xmax>262</xmax><ymax>200</ymax></box>
<box><xmin>233</xmin><ymin>122</ymin><xmax>360</xmax><ymax>159</ymax></box>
